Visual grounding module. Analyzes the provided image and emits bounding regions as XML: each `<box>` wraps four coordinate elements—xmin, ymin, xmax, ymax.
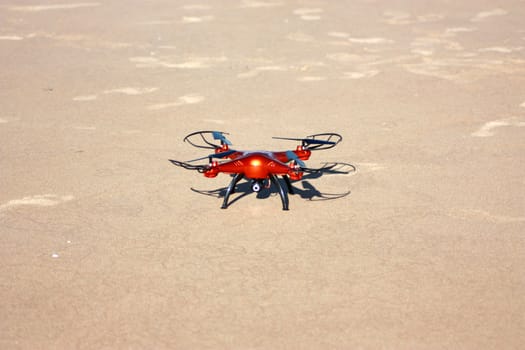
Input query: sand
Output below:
<box><xmin>1</xmin><ymin>0</ymin><xmax>524</xmax><ymax>349</ymax></box>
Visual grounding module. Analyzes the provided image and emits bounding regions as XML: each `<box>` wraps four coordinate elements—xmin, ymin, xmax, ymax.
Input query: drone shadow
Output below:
<box><xmin>190</xmin><ymin>162</ymin><xmax>355</xmax><ymax>207</ymax></box>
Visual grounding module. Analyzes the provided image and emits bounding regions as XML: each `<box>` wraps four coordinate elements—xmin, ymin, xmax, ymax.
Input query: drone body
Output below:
<box><xmin>169</xmin><ymin>131</ymin><xmax>351</xmax><ymax>210</ymax></box>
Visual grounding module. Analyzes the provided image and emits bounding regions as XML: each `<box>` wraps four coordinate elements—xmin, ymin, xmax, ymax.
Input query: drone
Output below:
<box><xmin>169</xmin><ymin>131</ymin><xmax>353</xmax><ymax>210</ymax></box>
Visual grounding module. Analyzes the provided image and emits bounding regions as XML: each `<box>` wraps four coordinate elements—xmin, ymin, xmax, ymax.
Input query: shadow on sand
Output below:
<box><xmin>190</xmin><ymin>162</ymin><xmax>356</xmax><ymax>208</ymax></box>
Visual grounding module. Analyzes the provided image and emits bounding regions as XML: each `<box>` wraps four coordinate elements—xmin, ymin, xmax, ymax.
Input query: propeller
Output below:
<box><xmin>273</xmin><ymin>133</ymin><xmax>342</xmax><ymax>150</ymax></box>
<box><xmin>301</xmin><ymin>162</ymin><xmax>356</xmax><ymax>174</ymax></box>
<box><xmin>186</xmin><ymin>149</ymin><xmax>237</xmax><ymax>163</ymax></box>
<box><xmin>283</xmin><ymin>151</ymin><xmax>356</xmax><ymax>174</ymax></box>
<box><xmin>169</xmin><ymin>159</ymin><xmax>208</xmax><ymax>172</ymax></box>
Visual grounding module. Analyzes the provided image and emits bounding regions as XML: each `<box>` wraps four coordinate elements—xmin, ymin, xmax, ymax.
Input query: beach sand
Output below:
<box><xmin>1</xmin><ymin>1</ymin><xmax>524</xmax><ymax>348</ymax></box>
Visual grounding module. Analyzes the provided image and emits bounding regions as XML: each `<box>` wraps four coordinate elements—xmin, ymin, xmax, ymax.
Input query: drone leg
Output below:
<box><xmin>221</xmin><ymin>173</ymin><xmax>244</xmax><ymax>209</ymax></box>
<box><xmin>270</xmin><ymin>174</ymin><xmax>289</xmax><ymax>211</ymax></box>
<box><xmin>282</xmin><ymin>175</ymin><xmax>294</xmax><ymax>195</ymax></box>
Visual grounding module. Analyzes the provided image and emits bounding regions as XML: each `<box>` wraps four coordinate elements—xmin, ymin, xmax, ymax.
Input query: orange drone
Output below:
<box><xmin>169</xmin><ymin>131</ymin><xmax>353</xmax><ymax>210</ymax></box>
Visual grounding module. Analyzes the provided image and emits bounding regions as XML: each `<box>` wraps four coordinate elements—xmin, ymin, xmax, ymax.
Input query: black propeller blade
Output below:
<box><xmin>186</xmin><ymin>149</ymin><xmax>237</xmax><ymax>163</ymax></box>
<box><xmin>169</xmin><ymin>159</ymin><xmax>208</xmax><ymax>172</ymax></box>
<box><xmin>273</xmin><ymin>133</ymin><xmax>342</xmax><ymax>150</ymax></box>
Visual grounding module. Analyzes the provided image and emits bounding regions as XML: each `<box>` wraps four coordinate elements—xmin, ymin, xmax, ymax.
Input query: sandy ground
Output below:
<box><xmin>1</xmin><ymin>0</ymin><xmax>525</xmax><ymax>349</ymax></box>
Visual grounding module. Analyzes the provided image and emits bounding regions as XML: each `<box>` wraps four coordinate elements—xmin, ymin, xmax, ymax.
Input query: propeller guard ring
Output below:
<box><xmin>183</xmin><ymin>130</ymin><xmax>231</xmax><ymax>149</ymax></box>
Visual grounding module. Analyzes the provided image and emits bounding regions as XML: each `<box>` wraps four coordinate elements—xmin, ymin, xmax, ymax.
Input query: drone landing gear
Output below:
<box><xmin>220</xmin><ymin>174</ymin><xmax>290</xmax><ymax>210</ymax></box>
<box><xmin>282</xmin><ymin>175</ymin><xmax>294</xmax><ymax>195</ymax></box>
<box><xmin>270</xmin><ymin>174</ymin><xmax>289</xmax><ymax>211</ymax></box>
<box><xmin>221</xmin><ymin>173</ymin><xmax>244</xmax><ymax>209</ymax></box>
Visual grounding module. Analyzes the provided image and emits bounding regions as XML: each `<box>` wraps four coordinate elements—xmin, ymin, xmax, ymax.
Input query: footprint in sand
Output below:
<box><xmin>181</xmin><ymin>16</ymin><xmax>214</xmax><ymax>23</ymax></box>
<box><xmin>73</xmin><ymin>87</ymin><xmax>157</xmax><ymax>101</ymax></box>
<box><xmin>478</xmin><ymin>46</ymin><xmax>523</xmax><ymax>54</ymax></box>
<box><xmin>129</xmin><ymin>56</ymin><xmax>161</xmax><ymax>67</ymax></box>
<box><xmin>293</xmin><ymin>8</ymin><xmax>323</xmax><ymax>21</ymax></box>
<box><xmin>157</xmin><ymin>45</ymin><xmax>177</xmax><ymax>50</ymax></box>
<box><xmin>470</xmin><ymin>8</ymin><xmax>507</xmax><ymax>22</ymax></box>
<box><xmin>203</xmin><ymin>118</ymin><xmax>226</xmax><ymax>125</ymax></box>
<box><xmin>410</xmin><ymin>36</ymin><xmax>463</xmax><ymax>56</ymax></box>
<box><xmin>471</xmin><ymin>118</ymin><xmax>525</xmax><ymax>137</ymax></box>
<box><xmin>237</xmin><ymin>65</ymin><xmax>287</xmax><ymax>79</ymax></box>
<box><xmin>13</xmin><ymin>32</ymin><xmax>132</xmax><ymax>49</ymax></box>
<box><xmin>358</xmin><ymin>163</ymin><xmax>385</xmax><ymax>172</ymax></box>
<box><xmin>326</xmin><ymin>33</ymin><xmax>352</xmax><ymax>46</ymax></box>
<box><xmin>297</xmin><ymin>76</ymin><xmax>326</xmax><ymax>82</ymax></box>
<box><xmin>348</xmin><ymin>37</ymin><xmax>394</xmax><ymax>44</ymax></box>
<box><xmin>416</xmin><ymin>14</ymin><xmax>444</xmax><ymax>23</ymax></box>
<box><xmin>0</xmin><ymin>194</ymin><xmax>74</xmax><ymax>212</ymax></box>
<box><xmin>181</xmin><ymin>4</ymin><xmax>212</xmax><ymax>10</ymax></box>
<box><xmin>240</xmin><ymin>0</ymin><xmax>284</xmax><ymax>8</ymax></box>
<box><xmin>403</xmin><ymin>56</ymin><xmax>515</xmax><ymax>81</ymax></box>
<box><xmin>328</xmin><ymin>32</ymin><xmax>350</xmax><ymax>39</ymax></box>
<box><xmin>449</xmin><ymin>208</ymin><xmax>525</xmax><ymax>223</ymax></box>
<box><xmin>129</xmin><ymin>56</ymin><xmax>220</xmax><ymax>69</ymax></box>
<box><xmin>103</xmin><ymin>87</ymin><xmax>159</xmax><ymax>95</ymax></box>
<box><xmin>73</xmin><ymin>95</ymin><xmax>97</xmax><ymax>101</ymax></box>
<box><xmin>0</xmin><ymin>35</ymin><xmax>24</xmax><ymax>41</ymax></box>
<box><xmin>444</xmin><ymin>27</ymin><xmax>477</xmax><ymax>37</ymax></box>
<box><xmin>73</xmin><ymin>126</ymin><xmax>96</xmax><ymax>130</ymax></box>
<box><xmin>382</xmin><ymin>11</ymin><xmax>412</xmax><ymax>25</ymax></box>
<box><xmin>168</xmin><ymin>61</ymin><xmax>211</xmax><ymax>68</ymax></box>
<box><xmin>411</xmin><ymin>48</ymin><xmax>434</xmax><ymax>56</ymax></box>
<box><xmin>326</xmin><ymin>52</ymin><xmax>378</xmax><ymax>63</ymax></box>
<box><xmin>8</xmin><ymin>3</ymin><xmax>101</xmax><ymax>12</ymax></box>
<box><xmin>341</xmin><ymin>70</ymin><xmax>380</xmax><ymax>80</ymax></box>
<box><xmin>409</xmin><ymin>38</ymin><xmax>440</xmax><ymax>56</ymax></box>
<box><xmin>121</xmin><ymin>129</ymin><xmax>141</xmax><ymax>135</ymax></box>
<box><xmin>148</xmin><ymin>94</ymin><xmax>204</xmax><ymax>110</ymax></box>
<box><xmin>286</xmin><ymin>32</ymin><xmax>315</xmax><ymax>43</ymax></box>
<box><xmin>382</xmin><ymin>11</ymin><xmax>443</xmax><ymax>25</ymax></box>
<box><xmin>137</xmin><ymin>20</ymin><xmax>174</xmax><ymax>25</ymax></box>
